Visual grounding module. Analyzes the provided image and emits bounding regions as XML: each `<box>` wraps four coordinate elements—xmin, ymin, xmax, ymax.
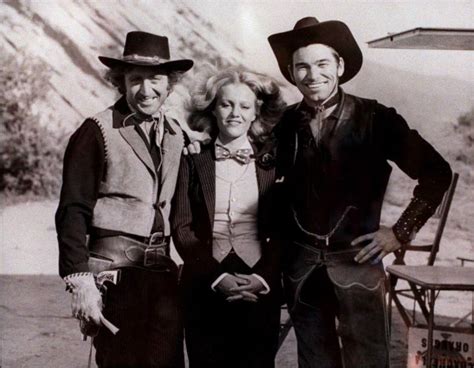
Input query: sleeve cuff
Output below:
<box><xmin>393</xmin><ymin>197</ymin><xmax>437</xmax><ymax>244</ymax></box>
<box><xmin>211</xmin><ymin>273</ymin><xmax>230</xmax><ymax>291</ymax></box>
<box><xmin>63</xmin><ymin>272</ymin><xmax>94</xmax><ymax>292</ymax></box>
<box><xmin>252</xmin><ymin>273</ymin><xmax>270</xmax><ymax>295</ymax></box>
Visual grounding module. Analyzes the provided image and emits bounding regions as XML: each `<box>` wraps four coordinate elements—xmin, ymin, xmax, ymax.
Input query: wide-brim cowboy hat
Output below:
<box><xmin>268</xmin><ymin>17</ymin><xmax>362</xmax><ymax>84</ymax></box>
<box><xmin>98</xmin><ymin>31</ymin><xmax>193</xmax><ymax>72</ymax></box>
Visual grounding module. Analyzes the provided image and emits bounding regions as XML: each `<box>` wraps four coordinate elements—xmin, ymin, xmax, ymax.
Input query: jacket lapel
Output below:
<box><xmin>119</xmin><ymin>125</ymin><xmax>156</xmax><ymax>177</ymax></box>
<box><xmin>193</xmin><ymin>147</ymin><xmax>216</xmax><ymax>229</ymax></box>
<box><xmin>114</xmin><ymin>97</ymin><xmax>156</xmax><ymax>176</ymax></box>
<box><xmin>251</xmin><ymin>140</ymin><xmax>274</xmax><ymax>199</ymax></box>
<box><xmin>255</xmin><ymin>164</ymin><xmax>274</xmax><ymax>201</ymax></box>
<box><xmin>161</xmin><ymin>117</ymin><xmax>184</xmax><ymax>186</ymax></box>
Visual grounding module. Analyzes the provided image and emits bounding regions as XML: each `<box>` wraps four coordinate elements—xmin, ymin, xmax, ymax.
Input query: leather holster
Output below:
<box><xmin>88</xmin><ymin>236</ymin><xmax>178</xmax><ymax>275</ymax></box>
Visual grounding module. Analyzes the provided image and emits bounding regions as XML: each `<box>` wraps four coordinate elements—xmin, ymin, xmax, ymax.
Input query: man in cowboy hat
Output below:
<box><xmin>56</xmin><ymin>31</ymin><xmax>193</xmax><ymax>367</ymax></box>
<box><xmin>268</xmin><ymin>17</ymin><xmax>452</xmax><ymax>367</ymax></box>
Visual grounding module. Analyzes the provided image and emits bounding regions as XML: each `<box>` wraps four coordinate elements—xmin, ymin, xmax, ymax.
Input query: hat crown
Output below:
<box><xmin>123</xmin><ymin>31</ymin><xmax>170</xmax><ymax>60</ymax></box>
<box><xmin>293</xmin><ymin>17</ymin><xmax>320</xmax><ymax>30</ymax></box>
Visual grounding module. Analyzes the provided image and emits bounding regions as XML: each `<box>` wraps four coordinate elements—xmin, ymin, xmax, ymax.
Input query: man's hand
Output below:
<box><xmin>352</xmin><ymin>225</ymin><xmax>402</xmax><ymax>264</ymax></box>
<box><xmin>183</xmin><ymin>141</ymin><xmax>202</xmax><ymax>156</ymax></box>
<box><xmin>67</xmin><ymin>273</ymin><xmax>103</xmax><ymax>326</ymax></box>
<box><xmin>182</xmin><ymin>130</ymin><xmax>212</xmax><ymax>156</ymax></box>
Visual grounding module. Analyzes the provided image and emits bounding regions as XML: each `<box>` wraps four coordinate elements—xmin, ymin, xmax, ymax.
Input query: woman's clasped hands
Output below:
<box><xmin>215</xmin><ymin>273</ymin><xmax>265</xmax><ymax>303</ymax></box>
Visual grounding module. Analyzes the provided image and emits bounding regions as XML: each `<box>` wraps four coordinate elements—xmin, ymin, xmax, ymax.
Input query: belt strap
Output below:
<box><xmin>89</xmin><ymin>236</ymin><xmax>177</xmax><ymax>274</ymax></box>
<box><xmin>293</xmin><ymin>240</ymin><xmax>362</xmax><ymax>264</ymax></box>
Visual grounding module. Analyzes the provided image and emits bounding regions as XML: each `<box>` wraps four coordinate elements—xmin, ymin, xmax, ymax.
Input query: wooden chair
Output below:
<box><xmin>450</xmin><ymin>255</ymin><xmax>474</xmax><ymax>328</ymax></box>
<box><xmin>388</xmin><ymin>172</ymin><xmax>459</xmax><ymax>328</ymax></box>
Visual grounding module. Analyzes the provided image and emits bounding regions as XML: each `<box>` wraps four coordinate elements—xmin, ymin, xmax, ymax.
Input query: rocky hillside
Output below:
<box><xmin>0</xmin><ymin>0</ymin><xmax>245</xmax><ymax>129</ymax></box>
<box><xmin>1</xmin><ymin>0</ymin><xmax>473</xmax><ymax>233</ymax></box>
<box><xmin>2</xmin><ymin>0</ymin><xmax>473</xmax><ymax>138</ymax></box>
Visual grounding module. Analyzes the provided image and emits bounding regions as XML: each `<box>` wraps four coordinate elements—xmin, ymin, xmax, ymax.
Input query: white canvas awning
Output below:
<box><xmin>367</xmin><ymin>28</ymin><xmax>474</xmax><ymax>50</ymax></box>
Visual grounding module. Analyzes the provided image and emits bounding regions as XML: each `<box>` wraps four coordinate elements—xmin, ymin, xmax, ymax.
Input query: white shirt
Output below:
<box><xmin>211</xmin><ymin>137</ymin><xmax>269</xmax><ymax>294</ymax></box>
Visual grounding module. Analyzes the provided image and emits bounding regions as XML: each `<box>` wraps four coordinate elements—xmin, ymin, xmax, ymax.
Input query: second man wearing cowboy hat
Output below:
<box><xmin>268</xmin><ymin>17</ymin><xmax>452</xmax><ymax>367</ymax></box>
<box><xmin>56</xmin><ymin>31</ymin><xmax>193</xmax><ymax>367</ymax></box>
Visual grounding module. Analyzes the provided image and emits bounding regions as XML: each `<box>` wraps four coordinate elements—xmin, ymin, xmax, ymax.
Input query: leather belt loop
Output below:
<box><xmin>148</xmin><ymin>231</ymin><xmax>165</xmax><ymax>246</ymax></box>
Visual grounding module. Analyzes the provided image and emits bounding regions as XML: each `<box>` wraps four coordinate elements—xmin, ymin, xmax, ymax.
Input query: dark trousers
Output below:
<box><xmin>184</xmin><ymin>253</ymin><xmax>281</xmax><ymax>368</ymax></box>
<box><xmin>94</xmin><ymin>268</ymin><xmax>184</xmax><ymax>368</ymax></box>
<box><xmin>289</xmin><ymin>263</ymin><xmax>389</xmax><ymax>368</ymax></box>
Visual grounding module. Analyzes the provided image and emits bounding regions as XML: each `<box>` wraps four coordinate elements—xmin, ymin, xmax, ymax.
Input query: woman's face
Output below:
<box><xmin>213</xmin><ymin>83</ymin><xmax>257</xmax><ymax>144</ymax></box>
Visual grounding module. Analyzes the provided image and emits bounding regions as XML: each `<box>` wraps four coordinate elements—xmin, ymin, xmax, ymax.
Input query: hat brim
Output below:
<box><xmin>268</xmin><ymin>20</ymin><xmax>362</xmax><ymax>85</ymax></box>
<box><xmin>98</xmin><ymin>56</ymin><xmax>194</xmax><ymax>72</ymax></box>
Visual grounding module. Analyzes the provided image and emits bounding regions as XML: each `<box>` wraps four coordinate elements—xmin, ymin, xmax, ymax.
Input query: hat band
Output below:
<box><xmin>122</xmin><ymin>54</ymin><xmax>167</xmax><ymax>63</ymax></box>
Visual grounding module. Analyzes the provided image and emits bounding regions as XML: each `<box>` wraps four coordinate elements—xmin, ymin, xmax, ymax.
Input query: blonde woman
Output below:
<box><xmin>171</xmin><ymin>68</ymin><xmax>285</xmax><ymax>368</ymax></box>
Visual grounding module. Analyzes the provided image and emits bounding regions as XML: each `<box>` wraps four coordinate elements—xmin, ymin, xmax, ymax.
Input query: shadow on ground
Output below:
<box><xmin>1</xmin><ymin>275</ymin><xmax>411</xmax><ymax>368</ymax></box>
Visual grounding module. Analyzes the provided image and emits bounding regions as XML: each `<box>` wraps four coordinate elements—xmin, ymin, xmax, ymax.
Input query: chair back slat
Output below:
<box><xmin>388</xmin><ymin>173</ymin><xmax>458</xmax><ymax>333</ymax></box>
<box><xmin>427</xmin><ymin>173</ymin><xmax>458</xmax><ymax>265</ymax></box>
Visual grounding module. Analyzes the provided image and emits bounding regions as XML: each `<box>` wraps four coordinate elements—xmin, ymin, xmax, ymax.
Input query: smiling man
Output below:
<box><xmin>268</xmin><ymin>17</ymin><xmax>452</xmax><ymax>367</ymax></box>
<box><xmin>55</xmin><ymin>31</ymin><xmax>192</xmax><ymax>368</ymax></box>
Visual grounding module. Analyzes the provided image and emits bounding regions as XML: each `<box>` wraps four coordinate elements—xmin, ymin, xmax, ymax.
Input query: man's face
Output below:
<box><xmin>289</xmin><ymin>44</ymin><xmax>344</xmax><ymax>105</ymax></box>
<box><xmin>124</xmin><ymin>66</ymin><xmax>170</xmax><ymax>116</ymax></box>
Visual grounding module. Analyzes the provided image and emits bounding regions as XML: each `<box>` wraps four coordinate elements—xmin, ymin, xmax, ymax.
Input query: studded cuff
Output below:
<box><xmin>392</xmin><ymin>197</ymin><xmax>437</xmax><ymax>244</ymax></box>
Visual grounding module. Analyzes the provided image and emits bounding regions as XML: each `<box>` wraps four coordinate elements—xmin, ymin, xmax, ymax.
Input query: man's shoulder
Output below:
<box><xmin>282</xmin><ymin>102</ymin><xmax>301</xmax><ymax>116</ymax></box>
<box><xmin>163</xmin><ymin>114</ymin><xmax>188</xmax><ymax>148</ymax></box>
<box><xmin>87</xmin><ymin>104</ymin><xmax>116</xmax><ymax>128</ymax></box>
<box><xmin>345</xmin><ymin>92</ymin><xmax>394</xmax><ymax>114</ymax></box>
<box><xmin>274</xmin><ymin>103</ymin><xmax>300</xmax><ymax>131</ymax></box>
<box><xmin>163</xmin><ymin>114</ymin><xmax>184</xmax><ymax>131</ymax></box>
<box><xmin>88</xmin><ymin>97</ymin><xmax>134</xmax><ymax>130</ymax></box>
<box><xmin>344</xmin><ymin>92</ymin><xmax>379</xmax><ymax>108</ymax></box>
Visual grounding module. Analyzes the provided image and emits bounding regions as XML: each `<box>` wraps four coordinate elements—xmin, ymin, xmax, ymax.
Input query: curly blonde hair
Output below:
<box><xmin>188</xmin><ymin>68</ymin><xmax>285</xmax><ymax>142</ymax></box>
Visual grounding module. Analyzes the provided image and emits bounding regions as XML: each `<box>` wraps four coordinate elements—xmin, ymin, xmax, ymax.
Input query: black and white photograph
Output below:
<box><xmin>1</xmin><ymin>1</ymin><xmax>473</xmax><ymax>367</ymax></box>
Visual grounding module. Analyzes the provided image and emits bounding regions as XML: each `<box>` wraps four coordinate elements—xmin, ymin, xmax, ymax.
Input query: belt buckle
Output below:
<box><xmin>144</xmin><ymin>232</ymin><xmax>166</xmax><ymax>267</ymax></box>
<box><xmin>315</xmin><ymin>248</ymin><xmax>326</xmax><ymax>262</ymax></box>
<box><xmin>305</xmin><ymin>248</ymin><xmax>325</xmax><ymax>265</ymax></box>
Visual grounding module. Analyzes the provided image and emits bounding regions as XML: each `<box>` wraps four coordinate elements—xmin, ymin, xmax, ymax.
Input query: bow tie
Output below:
<box><xmin>215</xmin><ymin>145</ymin><xmax>254</xmax><ymax>165</ymax></box>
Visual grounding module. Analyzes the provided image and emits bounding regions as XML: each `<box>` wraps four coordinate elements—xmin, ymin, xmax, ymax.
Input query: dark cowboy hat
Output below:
<box><xmin>268</xmin><ymin>17</ymin><xmax>362</xmax><ymax>84</ymax></box>
<box><xmin>98</xmin><ymin>31</ymin><xmax>193</xmax><ymax>72</ymax></box>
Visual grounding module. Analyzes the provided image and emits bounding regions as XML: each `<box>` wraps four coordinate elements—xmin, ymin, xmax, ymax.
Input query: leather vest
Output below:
<box><xmin>275</xmin><ymin>93</ymin><xmax>389</xmax><ymax>244</ymax></box>
<box><xmin>90</xmin><ymin>105</ymin><xmax>184</xmax><ymax>236</ymax></box>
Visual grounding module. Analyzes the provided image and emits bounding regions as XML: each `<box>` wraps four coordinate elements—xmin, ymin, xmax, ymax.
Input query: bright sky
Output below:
<box><xmin>190</xmin><ymin>0</ymin><xmax>474</xmax><ymax>81</ymax></box>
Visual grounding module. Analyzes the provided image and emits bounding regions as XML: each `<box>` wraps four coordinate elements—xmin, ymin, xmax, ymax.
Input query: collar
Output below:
<box><xmin>326</xmin><ymin>89</ymin><xmax>346</xmax><ymax>121</ymax></box>
<box><xmin>126</xmin><ymin>97</ymin><xmax>163</xmax><ymax>122</ymax></box>
<box><xmin>296</xmin><ymin>89</ymin><xmax>341</xmax><ymax>116</ymax></box>
<box><xmin>294</xmin><ymin>89</ymin><xmax>346</xmax><ymax>129</ymax></box>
